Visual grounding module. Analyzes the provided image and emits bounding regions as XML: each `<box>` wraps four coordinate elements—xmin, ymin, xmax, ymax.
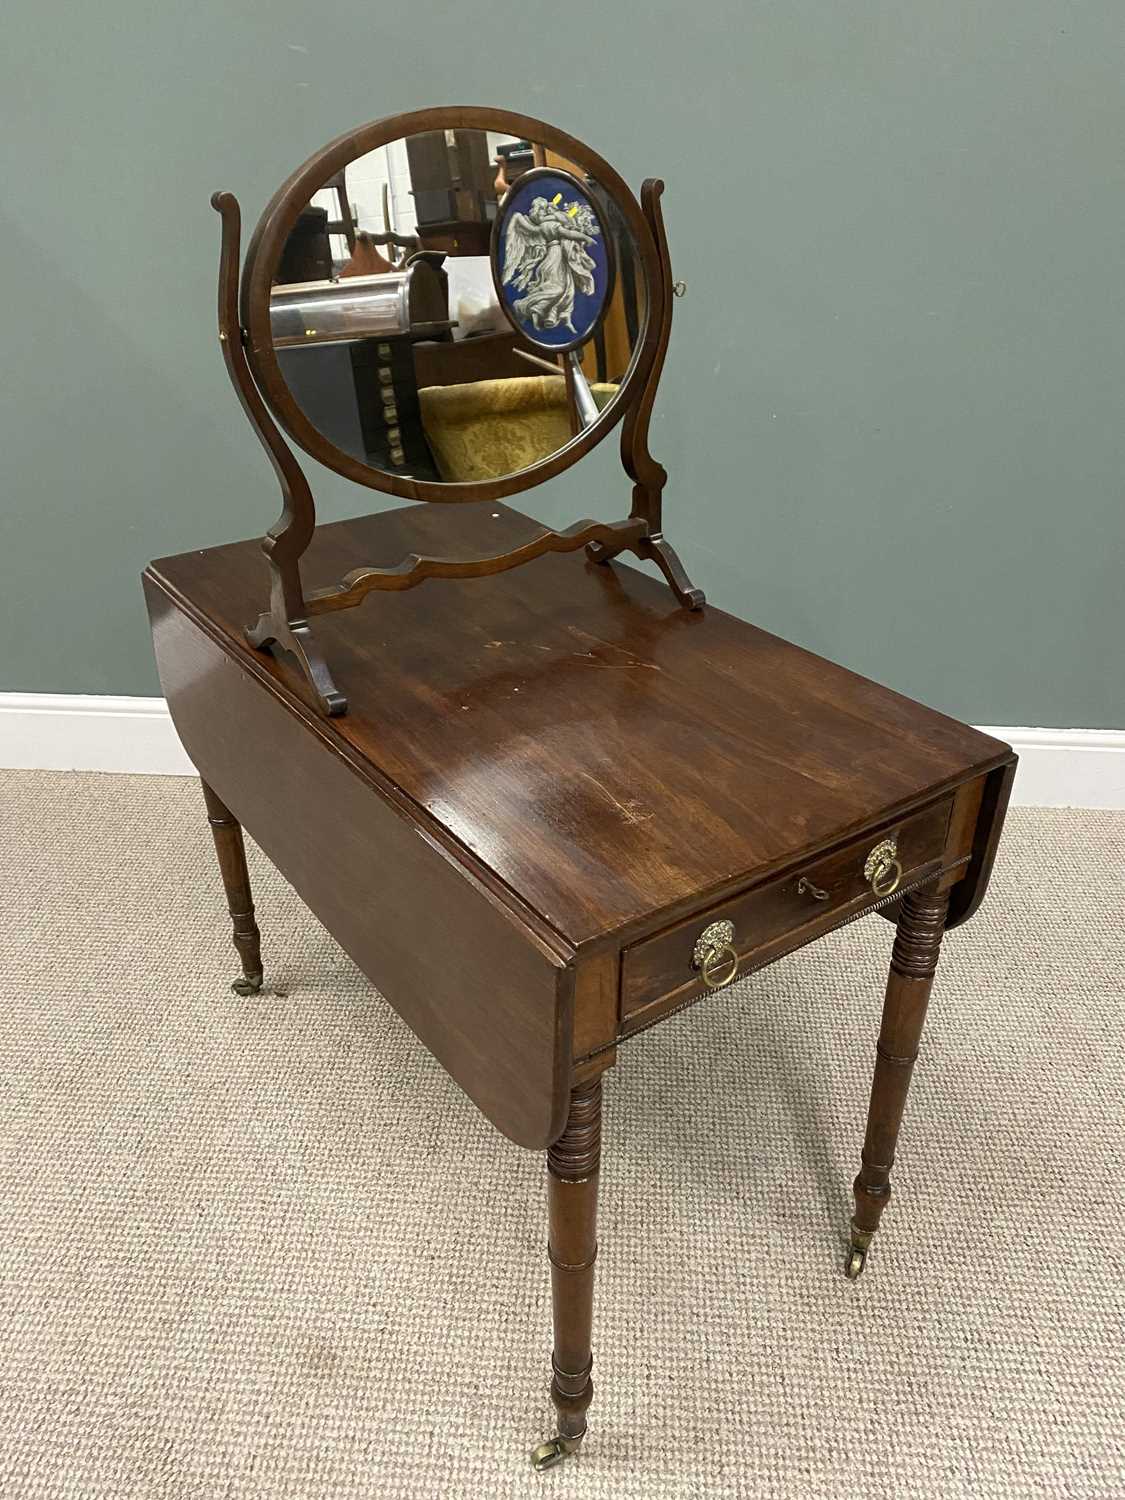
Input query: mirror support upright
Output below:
<box><xmin>586</xmin><ymin>179</ymin><xmax>704</xmax><ymax>609</ymax></box>
<box><xmin>212</xmin><ymin>191</ymin><xmax>347</xmax><ymax>716</ymax></box>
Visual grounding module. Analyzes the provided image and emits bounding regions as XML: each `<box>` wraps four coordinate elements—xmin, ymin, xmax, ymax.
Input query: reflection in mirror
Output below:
<box><xmin>268</xmin><ymin>129</ymin><xmax>645</xmax><ymax>485</ymax></box>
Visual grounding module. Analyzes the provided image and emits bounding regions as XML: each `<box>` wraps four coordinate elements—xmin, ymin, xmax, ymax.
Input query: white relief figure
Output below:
<box><xmin>501</xmin><ymin>194</ymin><xmax>601</xmax><ymax>335</ymax></box>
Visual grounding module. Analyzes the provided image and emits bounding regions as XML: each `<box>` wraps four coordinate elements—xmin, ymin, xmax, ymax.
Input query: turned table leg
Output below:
<box><xmin>847</xmin><ymin>886</ymin><xmax>950</xmax><ymax>1280</ymax></box>
<box><xmin>531</xmin><ymin>1076</ymin><xmax>602</xmax><ymax>1471</ymax></box>
<box><xmin>200</xmin><ymin>779</ymin><xmax>264</xmax><ymax>996</ymax></box>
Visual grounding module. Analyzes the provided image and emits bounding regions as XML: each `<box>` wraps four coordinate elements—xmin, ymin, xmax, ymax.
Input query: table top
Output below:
<box><xmin>148</xmin><ymin>501</ymin><xmax>1009</xmax><ymax>951</ymax></box>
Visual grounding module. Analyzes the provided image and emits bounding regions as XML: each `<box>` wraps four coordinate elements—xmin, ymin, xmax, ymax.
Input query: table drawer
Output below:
<box><xmin>621</xmin><ymin>796</ymin><xmax>954</xmax><ymax>1023</ymax></box>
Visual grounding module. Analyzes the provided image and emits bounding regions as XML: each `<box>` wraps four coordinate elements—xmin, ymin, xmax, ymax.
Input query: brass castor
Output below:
<box><xmin>845</xmin><ymin>1219</ymin><xmax>873</xmax><ymax>1281</ymax></box>
<box><xmin>845</xmin><ymin>1245</ymin><xmax>867</xmax><ymax>1280</ymax></box>
<box><xmin>530</xmin><ymin>1434</ymin><xmax>582</xmax><ymax>1471</ymax></box>
<box><xmin>231</xmin><ymin>974</ymin><xmax>263</xmax><ymax>997</ymax></box>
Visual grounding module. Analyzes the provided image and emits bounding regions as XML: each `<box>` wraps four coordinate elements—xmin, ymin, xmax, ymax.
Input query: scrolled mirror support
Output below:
<box><xmin>586</xmin><ymin>178</ymin><xmax>704</xmax><ymax>610</ymax></box>
<box><xmin>210</xmin><ymin>190</ymin><xmax>347</xmax><ymax>716</ymax></box>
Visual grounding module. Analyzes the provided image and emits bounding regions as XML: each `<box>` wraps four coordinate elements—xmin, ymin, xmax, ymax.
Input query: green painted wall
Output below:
<box><xmin>3</xmin><ymin>1</ymin><xmax>1122</xmax><ymax>726</ymax></box>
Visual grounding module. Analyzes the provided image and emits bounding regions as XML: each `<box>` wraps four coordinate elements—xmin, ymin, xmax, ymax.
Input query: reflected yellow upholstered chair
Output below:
<box><xmin>419</xmin><ymin>376</ymin><xmax>617</xmax><ymax>483</ymax></box>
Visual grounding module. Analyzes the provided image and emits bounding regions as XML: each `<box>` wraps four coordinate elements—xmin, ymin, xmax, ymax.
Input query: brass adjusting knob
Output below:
<box><xmin>692</xmin><ymin>919</ymin><xmax>739</xmax><ymax>991</ymax></box>
<box><xmin>864</xmin><ymin>837</ymin><xmax>903</xmax><ymax>897</ymax></box>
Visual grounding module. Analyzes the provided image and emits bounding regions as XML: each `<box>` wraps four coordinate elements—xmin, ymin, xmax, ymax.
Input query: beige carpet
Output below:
<box><xmin>0</xmin><ymin>770</ymin><xmax>1122</xmax><ymax>1499</ymax></box>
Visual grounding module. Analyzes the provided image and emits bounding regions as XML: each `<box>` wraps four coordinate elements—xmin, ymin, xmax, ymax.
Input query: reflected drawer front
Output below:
<box><xmin>621</xmin><ymin>796</ymin><xmax>954</xmax><ymax>1023</ymax></box>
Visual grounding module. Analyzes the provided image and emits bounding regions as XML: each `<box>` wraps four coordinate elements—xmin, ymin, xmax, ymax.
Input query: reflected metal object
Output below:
<box><xmin>269</xmin><ymin>262</ymin><xmax>451</xmax><ymax>348</ymax></box>
<box><xmin>567</xmin><ymin>352</ymin><xmax>601</xmax><ymax>431</ymax></box>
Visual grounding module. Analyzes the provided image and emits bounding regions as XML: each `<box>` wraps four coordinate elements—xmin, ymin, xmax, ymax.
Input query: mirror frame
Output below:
<box><xmin>240</xmin><ymin>105</ymin><xmax>661</xmax><ymax>504</ymax></box>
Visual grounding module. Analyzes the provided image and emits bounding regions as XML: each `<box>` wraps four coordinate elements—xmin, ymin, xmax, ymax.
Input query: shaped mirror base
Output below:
<box><xmin>587</xmin><ymin>533</ymin><xmax>705</xmax><ymax>611</ymax></box>
<box><xmin>244</xmin><ymin>517</ymin><xmax>701</xmax><ymax>720</ymax></box>
<box><xmin>246</xmin><ymin>612</ymin><xmax>348</xmax><ymax>717</ymax></box>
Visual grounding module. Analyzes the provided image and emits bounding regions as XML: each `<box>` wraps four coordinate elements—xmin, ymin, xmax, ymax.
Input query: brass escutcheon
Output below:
<box><xmin>692</xmin><ymin>919</ymin><xmax>739</xmax><ymax>990</ymax></box>
<box><xmin>864</xmin><ymin>837</ymin><xmax>903</xmax><ymax>897</ymax></box>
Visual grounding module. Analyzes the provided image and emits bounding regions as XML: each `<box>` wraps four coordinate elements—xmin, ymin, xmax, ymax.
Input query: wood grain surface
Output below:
<box><xmin>146</xmin><ymin>586</ymin><xmax>573</xmax><ymax>1149</ymax></box>
<box><xmin>147</xmin><ymin>502</ymin><xmax>1012</xmax><ymax>953</ymax></box>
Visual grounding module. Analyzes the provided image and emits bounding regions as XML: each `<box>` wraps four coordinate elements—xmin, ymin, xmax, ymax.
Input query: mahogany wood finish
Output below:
<box><xmin>211</xmin><ymin>190</ymin><xmax>345</xmax><ymax>716</ymax></box>
<box><xmin>586</xmin><ymin>179</ymin><xmax>704</xmax><ymax>609</ymax></box>
<box><xmin>148</xmin><ymin>505</ymin><xmax>1014</xmax><ymax>952</ymax></box>
<box><xmin>533</xmin><ymin>1077</ymin><xmax>602</xmax><ymax>1468</ymax></box>
<box><xmin>148</xmin><ymin>585</ymin><xmax>572</xmax><ymax>1150</ymax></box>
<box><xmin>144</xmin><ymin>498</ymin><xmax>1016</xmax><ymax>1463</ymax></box>
<box><xmin>946</xmin><ymin>758</ymin><xmax>1017</xmax><ymax>929</ymax></box>
<box><xmin>847</xmin><ymin>885</ymin><xmax>951</xmax><ymax>1280</ymax></box>
<box><xmin>199</xmin><ymin>778</ymin><xmax>264</xmax><ymax>996</ymax></box>
<box><xmin>620</xmin><ymin>794</ymin><xmax>957</xmax><ymax>1022</ymax></box>
<box><xmin>302</xmin><ymin>515</ymin><xmax>648</xmax><ymax>613</ymax></box>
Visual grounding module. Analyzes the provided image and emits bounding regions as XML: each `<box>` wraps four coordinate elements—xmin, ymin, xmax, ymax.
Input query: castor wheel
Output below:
<box><xmin>530</xmin><ymin>1434</ymin><xmax>582</xmax><ymax>1471</ymax></box>
<box><xmin>231</xmin><ymin>973</ymin><xmax>263</xmax><ymax>997</ymax></box>
<box><xmin>845</xmin><ymin>1245</ymin><xmax>867</xmax><ymax>1281</ymax></box>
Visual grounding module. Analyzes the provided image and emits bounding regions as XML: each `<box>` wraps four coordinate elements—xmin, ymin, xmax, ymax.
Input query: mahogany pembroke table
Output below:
<box><xmin>145</xmin><ymin>106</ymin><xmax>1015</xmax><ymax>1471</ymax></box>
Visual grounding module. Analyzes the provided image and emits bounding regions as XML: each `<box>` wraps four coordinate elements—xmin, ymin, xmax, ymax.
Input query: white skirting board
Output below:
<box><xmin>0</xmin><ymin>694</ymin><xmax>1122</xmax><ymax>809</ymax></box>
<box><xmin>0</xmin><ymin>695</ymin><xmax>196</xmax><ymax>778</ymax></box>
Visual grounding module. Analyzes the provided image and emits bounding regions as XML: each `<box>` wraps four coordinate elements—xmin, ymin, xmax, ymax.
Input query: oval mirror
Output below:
<box><xmin>241</xmin><ymin>109</ymin><xmax>654</xmax><ymax>501</ymax></box>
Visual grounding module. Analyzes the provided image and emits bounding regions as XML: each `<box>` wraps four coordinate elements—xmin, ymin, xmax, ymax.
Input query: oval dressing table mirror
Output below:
<box><xmin>144</xmin><ymin>106</ymin><xmax>1016</xmax><ymax>1474</ymax></box>
<box><xmin>210</xmin><ymin>106</ymin><xmax>702</xmax><ymax>716</ymax></box>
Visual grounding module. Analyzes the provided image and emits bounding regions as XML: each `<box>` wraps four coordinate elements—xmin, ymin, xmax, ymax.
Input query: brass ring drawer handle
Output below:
<box><xmin>692</xmin><ymin>919</ymin><xmax>739</xmax><ymax>991</ymax></box>
<box><xmin>864</xmin><ymin>838</ymin><xmax>903</xmax><ymax>897</ymax></box>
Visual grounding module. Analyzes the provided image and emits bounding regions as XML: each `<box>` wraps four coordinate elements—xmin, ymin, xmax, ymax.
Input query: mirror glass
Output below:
<box><xmin>266</xmin><ymin>128</ymin><xmax>646</xmax><ymax>485</ymax></box>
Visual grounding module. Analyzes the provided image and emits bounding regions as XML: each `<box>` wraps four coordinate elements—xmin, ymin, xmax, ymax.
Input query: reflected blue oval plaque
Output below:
<box><xmin>491</xmin><ymin>168</ymin><xmax>614</xmax><ymax>353</ymax></box>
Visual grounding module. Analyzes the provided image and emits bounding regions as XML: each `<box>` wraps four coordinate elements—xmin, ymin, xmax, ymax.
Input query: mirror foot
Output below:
<box><xmin>639</xmin><ymin>535</ymin><xmax>705</xmax><ymax>609</ymax></box>
<box><xmin>246</xmin><ymin>611</ymin><xmax>348</xmax><ymax>717</ymax></box>
<box><xmin>589</xmin><ymin>532</ymin><xmax>704</xmax><ymax>611</ymax></box>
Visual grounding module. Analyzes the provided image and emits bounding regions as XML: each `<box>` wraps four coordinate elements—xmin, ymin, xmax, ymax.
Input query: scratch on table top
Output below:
<box><xmin>577</xmin><ymin>772</ymin><xmax>654</xmax><ymax>825</ymax></box>
<box><xmin>566</xmin><ymin>626</ymin><xmax>660</xmax><ymax>669</ymax></box>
